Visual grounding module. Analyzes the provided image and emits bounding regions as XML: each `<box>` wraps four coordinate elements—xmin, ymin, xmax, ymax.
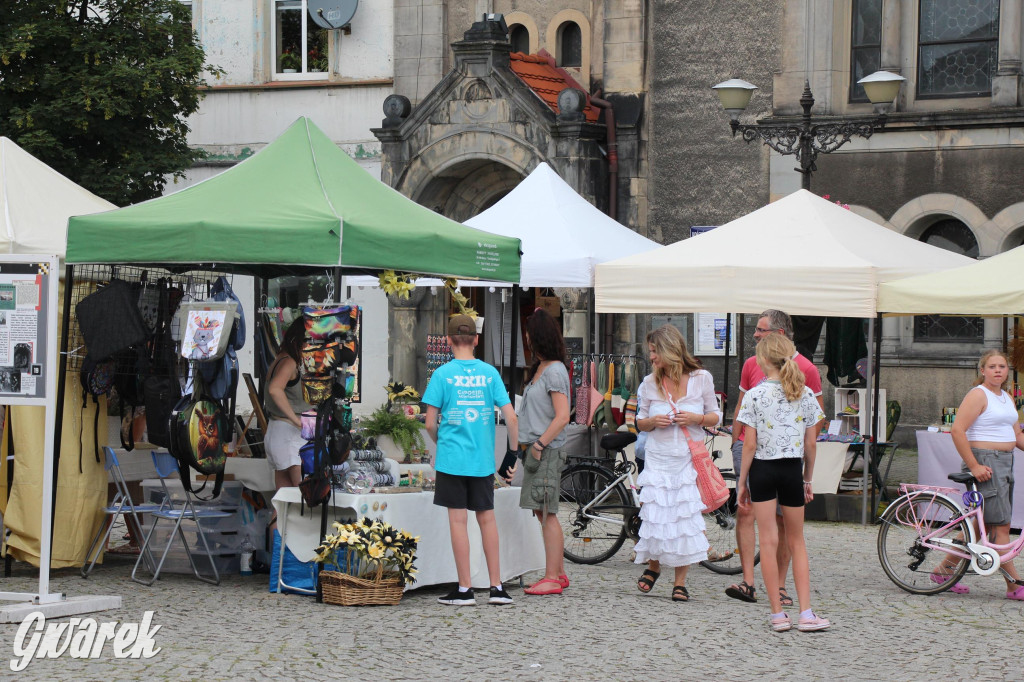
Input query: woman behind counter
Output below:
<box><xmin>940</xmin><ymin>349</ymin><xmax>1024</xmax><ymax>599</ymax></box>
<box><xmin>517</xmin><ymin>309</ymin><xmax>572</xmax><ymax>595</ymax></box>
<box><xmin>264</xmin><ymin>319</ymin><xmax>310</xmax><ymax>493</ymax></box>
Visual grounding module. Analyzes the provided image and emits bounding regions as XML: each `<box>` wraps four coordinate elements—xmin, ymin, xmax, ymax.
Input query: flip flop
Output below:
<box><xmin>779</xmin><ymin>588</ymin><xmax>794</xmax><ymax>607</ymax></box>
<box><xmin>725</xmin><ymin>581</ymin><xmax>757</xmax><ymax>603</ymax></box>
<box><xmin>672</xmin><ymin>585</ymin><xmax>690</xmax><ymax>602</ymax></box>
<box><xmin>637</xmin><ymin>568</ymin><xmax>660</xmax><ymax>593</ymax></box>
<box><xmin>524</xmin><ymin>578</ymin><xmax>563</xmax><ymax>595</ymax></box>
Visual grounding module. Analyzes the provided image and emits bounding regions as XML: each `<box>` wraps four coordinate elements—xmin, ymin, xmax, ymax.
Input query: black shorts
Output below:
<box><xmin>748</xmin><ymin>458</ymin><xmax>804</xmax><ymax>507</ymax></box>
<box><xmin>433</xmin><ymin>471</ymin><xmax>495</xmax><ymax>511</ymax></box>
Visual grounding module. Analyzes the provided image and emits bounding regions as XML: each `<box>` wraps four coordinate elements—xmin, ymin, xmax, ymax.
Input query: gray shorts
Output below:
<box><xmin>519</xmin><ymin>446</ymin><xmax>567</xmax><ymax>513</ymax></box>
<box><xmin>732</xmin><ymin>440</ymin><xmax>783</xmax><ymax>517</ymax></box>
<box><xmin>965</xmin><ymin>448</ymin><xmax>1015</xmax><ymax>526</ymax></box>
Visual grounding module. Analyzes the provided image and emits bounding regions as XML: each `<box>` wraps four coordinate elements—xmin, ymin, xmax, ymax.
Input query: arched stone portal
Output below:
<box><xmin>405</xmin><ymin>157</ymin><xmax>525</xmax><ymax>222</ymax></box>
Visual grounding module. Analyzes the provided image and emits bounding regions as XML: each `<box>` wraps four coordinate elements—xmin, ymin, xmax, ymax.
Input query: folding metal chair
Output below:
<box><xmin>131</xmin><ymin>451</ymin><xmax>233</xmax><ymax>586</ymax></box>
<box><xmin>81</xmin><ymin>447</ymin><xmax>163</xmax><ymax>578</ymax></box>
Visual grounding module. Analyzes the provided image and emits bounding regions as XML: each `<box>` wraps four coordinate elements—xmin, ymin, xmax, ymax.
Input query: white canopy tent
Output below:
<box><xmin>595</xmin><ymin>190</ymin><xmax>973</xmax><ymax>317</ymax></box>
<box><xmin>0</xmin><ymin>137</ymin><xmax>115</xmax><ymax>257</ymax></box>
<box><xmin>878</xmin><ymin>244</ymin><xmax>1024</xmax><ymax>314</ymax></box>
<box><xmin>350</xmin><ymin>162</ymin><xmax>660</xmax><ymax>288</ymax></box>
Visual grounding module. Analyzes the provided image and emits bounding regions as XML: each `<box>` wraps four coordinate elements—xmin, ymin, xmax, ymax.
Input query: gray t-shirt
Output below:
<box><xmin>518</xmin><ymin>362</ymin><xmax>571</xmax><ymax>447</ymax></box>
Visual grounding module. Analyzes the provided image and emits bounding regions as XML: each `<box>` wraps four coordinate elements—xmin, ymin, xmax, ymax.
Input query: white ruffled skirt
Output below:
<box><xmin>633</xmin><ymin>447</ymin><xmax>708</xmax><ymax>568</ymax></box>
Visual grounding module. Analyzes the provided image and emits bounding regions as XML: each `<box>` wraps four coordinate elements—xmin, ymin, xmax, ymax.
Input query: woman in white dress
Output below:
<box><xmin>634</xmin><ymin>325</ymin><xmax>722</xmax><ymax>601</ymax></box>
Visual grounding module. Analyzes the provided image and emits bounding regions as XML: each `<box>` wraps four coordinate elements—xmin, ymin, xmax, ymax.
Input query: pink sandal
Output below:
<box><xmin>558</xmin><ymin>574</ymin><xmax>570</xmax><ymax>589</ymax></box>
<box><xmin>1006</xmin><ymin>585</ymin><xmax>1024</xmax><ymax>601</ymax></box>
<box><xmin>524</xmin><ymin>578</ymin><xmax>563</xmax><ymax>595</ymax></box>
<box><xmin>930</xmin><ymin>572</ymin><xmax>969</xmax><ymax>594</ymax></box>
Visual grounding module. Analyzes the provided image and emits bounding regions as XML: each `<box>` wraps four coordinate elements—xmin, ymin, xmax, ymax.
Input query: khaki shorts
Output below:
<box><xmin>519</xmin><ymin>446</ymin><xmax>567</xmax><ymax>513</ymax></box>
<box><xmin>965</xmin><ymin>448</ymin><xmax>1015</xmax><ymax>526</ymax></box>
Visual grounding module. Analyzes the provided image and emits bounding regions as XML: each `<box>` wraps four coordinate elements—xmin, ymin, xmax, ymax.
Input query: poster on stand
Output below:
<box><xmin>0</xmin><ymin>259</ymin><xmax>52</xmax><ymax>400</ymax></box>
<box><xmin>695</xmin><ymin>313</ymin><xmax>736</xmax><ymax>357</ymax></box>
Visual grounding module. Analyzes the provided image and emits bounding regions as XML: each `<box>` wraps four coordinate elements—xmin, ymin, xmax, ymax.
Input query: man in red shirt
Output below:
<box><xmin>724</xmin><ymin>310</ymin><xmax>825</xmax><ymax>606</ymax></box>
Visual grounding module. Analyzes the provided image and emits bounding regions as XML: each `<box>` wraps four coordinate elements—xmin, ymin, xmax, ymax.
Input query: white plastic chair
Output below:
<box><xmin>131</xmin><ymin>451</ymin><xmax>233</xmax><ymax>586</ymax></box>
<box><xmin>81</xmin><ymin>447</ymin><xmax>163</xmax><ymax>578</ymax></box>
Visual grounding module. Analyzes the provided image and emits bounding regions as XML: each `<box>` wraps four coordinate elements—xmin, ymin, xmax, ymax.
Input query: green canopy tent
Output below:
<box><xmin>66</xmin><ymin>117</ymin><xmax>521</xmax><ymax>281</ymax></box>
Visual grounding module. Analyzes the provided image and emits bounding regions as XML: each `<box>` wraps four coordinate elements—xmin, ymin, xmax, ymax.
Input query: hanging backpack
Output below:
<box><xmin>79</xmin><ymin>356</ymin><xmax>115</xmax><ymax>472</ymax></box>
<box><xmin>113</xmin><ymin>347</ymin><xmax>148</xmax><ymax>451</ymax></box>
<box><xmin>168</xmin><ymin>387</ymin><xmax>229</xmax><ymax>501</ymax></box>
<box><xmin>144</xmin><ymin>278</ymin><xmax>181</xmax><ymax>448</ymax></box>
<box><xmin>200</xmin><ymin>276</ymin><xmax>244</xmax><ymax>402</ymax></box>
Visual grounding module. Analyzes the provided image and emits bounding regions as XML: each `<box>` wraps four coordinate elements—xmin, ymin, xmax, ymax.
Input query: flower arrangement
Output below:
<box><xmin>314</xmin><ymin>517</ymin><xmax>419</xmax><ymax>585</ymax></box>
<box><xmin>378</xmin><ymin>270</ymin><xmax>419</xmax><ymax>299</ymax></box>
<box><xmin>385</xmin><ymin>380</ymin><xmax>420</xmax><ymax>405</ymax></box>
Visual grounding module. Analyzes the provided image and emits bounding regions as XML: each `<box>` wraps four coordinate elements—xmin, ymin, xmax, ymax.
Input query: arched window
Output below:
<box><xmin>914</xmin><ymin>218</ymin><xmax>983</xmax><ymax>341</ymax></box>
<box><xmin>558</xmin><ymin>21</ymin><xmax>582</xmax><ymax>68</ymax></box>
<box><xmin>509</xmin><ymin>24</ymin><xmax>529</xmax><ymax>54</ymax></box>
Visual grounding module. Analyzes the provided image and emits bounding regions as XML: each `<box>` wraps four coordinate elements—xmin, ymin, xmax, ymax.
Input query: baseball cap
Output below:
<box><xmin>447</xmin><ymin>314</ymin><xmax>477</xmax><ymax>337</ymax></box>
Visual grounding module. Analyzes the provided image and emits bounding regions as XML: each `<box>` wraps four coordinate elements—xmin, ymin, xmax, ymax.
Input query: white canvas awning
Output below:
<box><xmin>595</xmin><ymin>190</ymin><xmax>974</xmax><ymax>317</ymax></box>
<box><xmin>348</xmin><ymin>162</ymin><xmax>659</xmax><ymax>288</ymax></box>
<box><xmin>0</xmin><ymin>137</ymin><xmax>115</xmax><ymax>257</ymax></box>
<box><xmin>878</xmin><ymin>245</ymin><xmax>1024</xmax><ymax>314</ymax></box>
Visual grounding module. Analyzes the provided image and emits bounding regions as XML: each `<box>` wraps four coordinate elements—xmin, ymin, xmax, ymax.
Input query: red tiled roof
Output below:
<box><xmin>509</xmin><ymin>51</ymin><xmax>600</xmax><ymax>123</ymax></box>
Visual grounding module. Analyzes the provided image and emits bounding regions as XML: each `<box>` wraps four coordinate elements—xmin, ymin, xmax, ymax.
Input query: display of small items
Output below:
<box><xmin>426</xmin><ymin>334</ymin><xmax>453</xmax><ymax>382</ymax></box>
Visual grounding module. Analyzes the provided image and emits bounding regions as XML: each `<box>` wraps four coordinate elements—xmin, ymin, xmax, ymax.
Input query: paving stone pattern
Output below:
<box><xmin>1</xmin><ymin>502</ymin><xmax>1021</xmax><ymax>681</ymax></box>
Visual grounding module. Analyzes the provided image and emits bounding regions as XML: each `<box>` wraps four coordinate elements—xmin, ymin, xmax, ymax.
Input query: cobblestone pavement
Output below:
<box><xmin>1</xmin><ymin>510</ymin><xmax>1021</xmax><ymax>681</ymax></box>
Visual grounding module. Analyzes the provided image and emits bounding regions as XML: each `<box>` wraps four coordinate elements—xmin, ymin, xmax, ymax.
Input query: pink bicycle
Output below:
<box><xmin>877</xmin><ymin>472</ymin><xmax>1020</xmax><ymax>594</ymax></box>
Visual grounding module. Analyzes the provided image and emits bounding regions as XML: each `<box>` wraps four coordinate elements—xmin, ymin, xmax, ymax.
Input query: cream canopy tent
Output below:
<box><xmin>0</xmin><ymin>137</ymin><xmax>115</xmax><ymax>257</ymax></box>
<box><xmin>595</xmin><ymin>189</ymin><xmax>974</xmax><ymax>317</ymax></box>
<box><xmin>878</xmin><ymin>245</ymin><xmax>1024</xmax><ymax>314</ymax></box>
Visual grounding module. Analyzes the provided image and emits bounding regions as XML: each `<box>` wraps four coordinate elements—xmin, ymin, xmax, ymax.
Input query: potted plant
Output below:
<box><xmin>279</xmin><ymin>48</ymin><xmax>301</xmax><ymax>73</ymax></box>
<box><xmin>362</xmin><ymin>388</ymin><xmax>426</xmax><ymax>462</ymax></box>
<box><xmin>314</xmin><ymin>518</ymin><xmax>419</xmax><ymax>606</ymax></box>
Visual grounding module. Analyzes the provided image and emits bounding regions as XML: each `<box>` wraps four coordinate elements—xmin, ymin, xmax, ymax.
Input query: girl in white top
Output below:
<box><xmin>736</xmin><ymin>333</ymin><xmax>828</xmax><ymax>632</ymax></box>
<box><xmin>943</xmin><ymin>349</ymin><xmax>1024</xmax><ymax>599</ymax></box>
<box><xmin>634</xmin><ymin>325</ymin><xmax>721</xmax><ymax>602</ymax></box>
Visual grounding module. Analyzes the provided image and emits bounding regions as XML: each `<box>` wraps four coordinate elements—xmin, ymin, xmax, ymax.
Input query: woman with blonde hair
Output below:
<box><xmin>634</xmin><ymin>325</ymin><xmax>721</xmax><ymax>601</ymax></box>
<box><xmin>736</xmin><ymin>333</ymin><xmax>828</xmax><ymax>632</ymax></box>
<box><xmin>935</xmin><ymin>349</ymin><xmax>1024</xmax><ymax>599</ymax></box>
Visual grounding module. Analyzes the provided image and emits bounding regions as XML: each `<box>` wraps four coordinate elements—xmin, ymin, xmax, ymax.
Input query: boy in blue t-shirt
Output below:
<box><xmin>423</xmin><ymin>314</ymin><xmax>519</xmax><ymax>606</ymax></box>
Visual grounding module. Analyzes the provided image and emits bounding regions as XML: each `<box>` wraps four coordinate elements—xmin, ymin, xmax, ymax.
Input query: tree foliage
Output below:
<box><xmin>0</xmin><ymin>1</ymin><xmax>220</xmax><ymax>205</ymax></box>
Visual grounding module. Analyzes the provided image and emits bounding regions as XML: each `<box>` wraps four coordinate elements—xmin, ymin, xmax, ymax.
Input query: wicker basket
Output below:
<box><xmin>320</xmin><ymin>568</ymin><xmax>404</xmax><ymax>606</ymax></box>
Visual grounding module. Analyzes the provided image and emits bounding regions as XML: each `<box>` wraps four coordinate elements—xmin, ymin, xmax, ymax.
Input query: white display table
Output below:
<box><xmin>272</xmin><ymin>486</ymin><xmax>544</xmax><ymax>591</ymax></box>
<box><xmin>916</xmin><ymin>430</ymin><xmax>1024</xmax><ymax>528</ymax></box>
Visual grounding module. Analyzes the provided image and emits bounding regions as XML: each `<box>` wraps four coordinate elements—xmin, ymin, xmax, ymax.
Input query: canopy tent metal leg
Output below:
<box><xmin>863</xmin><ymin>314</ymin><xmax>884</xmax><ymax>524</ymax></box>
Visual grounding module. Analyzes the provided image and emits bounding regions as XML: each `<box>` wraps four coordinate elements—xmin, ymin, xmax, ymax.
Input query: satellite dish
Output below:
<box><xmin>308</xmin><ymin>0</ymin><xmax>358</xmax><ymax>30</ymax></box>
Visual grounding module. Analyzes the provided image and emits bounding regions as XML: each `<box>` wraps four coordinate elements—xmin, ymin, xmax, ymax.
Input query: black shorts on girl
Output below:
<box><xmin>748</xmin><ymin>457</ymin><xmax>805</xmax><ymax>507</ymax></box>
<box><xmin>433</xmin><ymin>471</ymin><xmax>495</xmax><ymax>511</ymax></box>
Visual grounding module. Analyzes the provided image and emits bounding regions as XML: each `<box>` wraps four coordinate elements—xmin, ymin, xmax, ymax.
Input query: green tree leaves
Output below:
<box><xmin>0</xmin><ymin>0</ymin><xmax>221</xmax><ymax>205</ymax></box>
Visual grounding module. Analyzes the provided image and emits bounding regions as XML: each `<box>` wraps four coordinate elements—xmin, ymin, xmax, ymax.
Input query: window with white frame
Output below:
<box><xmin>918</xmin><ymin>0</ymin><xmax>999</xmax><ymax>98</ymax></box>
<box><xmin>272</xmin><ymin>0</ymin><xmax>329</xmax><ymax>78</ymax></box>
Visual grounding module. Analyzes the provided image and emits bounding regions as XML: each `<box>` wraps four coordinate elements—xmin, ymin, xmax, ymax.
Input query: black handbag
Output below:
<box><xmin>75</xmin><ymin>279</ymin><xmax>148</xmax><ymax>360</ymax></box>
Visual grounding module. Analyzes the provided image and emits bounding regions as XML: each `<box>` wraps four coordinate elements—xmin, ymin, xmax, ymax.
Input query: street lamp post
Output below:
<box><xmin>712</xmin><ymin>71</ymin><xmax>905</xmax><ymax>191</ymax></box>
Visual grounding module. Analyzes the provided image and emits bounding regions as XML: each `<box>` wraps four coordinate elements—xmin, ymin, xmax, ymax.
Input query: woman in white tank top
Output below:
<box><xmin>945</xmin><ymin>349</ymin><xmax>1024</xmax><ymax>599</ymax></box>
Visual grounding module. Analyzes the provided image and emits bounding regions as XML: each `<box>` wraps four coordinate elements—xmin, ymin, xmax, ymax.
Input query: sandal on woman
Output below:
<box><xmin>1006</xmin><ymin>585</ymin><xmax>1024</xmax><ymax>601</ymax></box>
<box><xmin>524</xmin><ymin>578</ymin><xmax>563</xmax><ymax>595</ymax></box>
<box><xmin>706</xmin><ymin>548</ymin><xmax>734</xmax><ymax>562</ymax></box>
<box><xmin>779</xmin><ymin>588</ymin><xmax>794</xmax><ymax>607</ymax></box>
<box><xmin>929</xmin><ymin>572</ymin><xmax>969</xmax><ymax>594</ymax></box>
<box><xmin>637</xmin><ymin>568</ymin><xmax>660</xmax><ymax>593</ymax></box>
<box><xmin>557</xmin><ymin>574</ymin><xmax>570</xmax><ymax>589</ymax></box>
<box><xmin>671</xmin><ymin>585</ymin><xmax>690</xmax><ymax>602</ymax></box>
<box><xmin>725</xmin><ymin>581</ymin><xmax>757</xmax><ymax>603</ymax></box>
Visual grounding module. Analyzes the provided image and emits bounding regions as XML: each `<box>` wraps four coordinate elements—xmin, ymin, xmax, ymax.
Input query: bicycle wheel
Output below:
<box><xmin>699</xmin><ymin>472</ymin><xmax>760</xmax><ymax>574</ymax></box>
<box><xmin>559</xmin><ymin>463</ymin><xmax>630</xmax><ymax>564</ymax></box>
<box><xmin>877</xmin><ymin>493</ymin><xmax>971</xmax><ymax>595</ymax></box>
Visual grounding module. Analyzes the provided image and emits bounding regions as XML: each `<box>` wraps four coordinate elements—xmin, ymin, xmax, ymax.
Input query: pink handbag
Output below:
<box><xmin>689</xmin><ymin>437</ymin><xmax>729</xmax><ymax>513</ymax></box>
<box><xmin>574</xmin><ymin>360</ymin><xmax>590</xmax><ymax>425</ymax></box>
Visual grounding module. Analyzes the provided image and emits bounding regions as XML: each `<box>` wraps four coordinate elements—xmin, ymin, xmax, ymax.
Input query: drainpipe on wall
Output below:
<box><xmin>588</xmin><ymin>90</ymin><xmax>618</xmax><ymax>223</ymax></box>
<box><xmin>589</xmin><ymin>90</ymin><xmax>618</xmax><ymax>357</ymax></box>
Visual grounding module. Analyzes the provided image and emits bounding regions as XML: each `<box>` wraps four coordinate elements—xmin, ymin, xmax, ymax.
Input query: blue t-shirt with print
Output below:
<box><xmin>422</xmin><ymin>359</ymin><xmax>510</xmax><ymax>477</ymax></box>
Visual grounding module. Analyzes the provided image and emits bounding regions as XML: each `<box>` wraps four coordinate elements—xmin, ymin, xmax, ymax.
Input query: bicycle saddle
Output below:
<box><xmin>948</xmin><ymin>472</ymin><xmax>975</xmax><ymax>485</ymax></box>
<box><xmin>601</xmin><ymin>432</ymin><xmax>638</xmax><ymax>451</ymax></box>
